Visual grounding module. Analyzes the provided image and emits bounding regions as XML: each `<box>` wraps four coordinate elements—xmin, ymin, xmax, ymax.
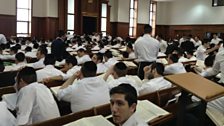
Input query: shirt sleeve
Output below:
<box><xmin>16</xmin><ymin>89</ymin><xmax>35</xmax><ymax>125</ymax></box>
<box><xmin>57</xmin><ymin>84</ymin><xmax>75</xmax><ymax>101</ymax></box>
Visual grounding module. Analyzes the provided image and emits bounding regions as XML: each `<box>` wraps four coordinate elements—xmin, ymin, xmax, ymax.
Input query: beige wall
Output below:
<box><xmin>138</xmin><ymin>0</ymin><xmax>150</xmax><ymax>24</ymax></box>
<box><xmin>0</xmin><ymin>0</ymin><xmax>16</xmax><ymax>15</ymax></box>
<box><xmin>157</xmin><ymin>0</ymin><xmax>224</xmax><ymax>25</ymax></box>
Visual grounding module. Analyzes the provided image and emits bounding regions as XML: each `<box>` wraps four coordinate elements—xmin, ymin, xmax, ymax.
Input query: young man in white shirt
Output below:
<box><xmin>134</xmin><ymin>25</ymin><xmax>160</xmax><ymax>80</ymax></box>
<box><xmin>15</xmin><ymin>67</ymin><xmax>60</xmax><ymax>125</ymax></box>
<box><xmin>57</xmin><ymin>61</ymin><xmax>110</xmax><ymax>113</ymax></box>
<box><xmin>210</xmin><ymin>33</ymin><xmax>222</xmax><ymax>45</ymax></box>
<box><xmin>92</xmin><ymin>52</ymin><xmax>107</xmax><ymax>74</ymax></box>
<box><xmin>36</xmin><ymin>54</ymin><xmax>64</xmax><ymax>82</ymax></box>
<box><xmin>30</xmin><ymin>46</ymin><xmax>47</xmax><ymax>69</ymax></box>
<box><xmin>76</xmin><ymin>47</ymin><xmax>91</xmax><ymax>65</ymax></box>
<box><xmin>104</xmin><ymin>62</ymin><xmax>139</xmax><ymax>94</ymax></box>
<box><xmin>110</xmin><ymin>84</ymin><xmax>148</xmax><ymax>126</ymax></box>
<box><xmin>126</xmin><ymin>43</ymin><xmax>136</xmax><ymax>59</ymax></box>
<box><xmin>0</xmin><ymin>101</ymin><xmax>16</xmax><ymax>126</ymax></box>
<box><xmin>104</xmin><ymin>50</ymin><xmax>118</xmax><ymax>68</ymax></box>
<box><xmin>139</xmin><ymin>62</ymin><xmax>172</xmax><ymax>96</ymax></box>
<box><xmin>164</xmin><ymin>54</ymin><xmax>186</xmax><ymax>75</ymax></box>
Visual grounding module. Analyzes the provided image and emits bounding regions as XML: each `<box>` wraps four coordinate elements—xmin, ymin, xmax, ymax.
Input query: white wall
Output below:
<box><xmin>157</xmin><ymin>0</ymin><xmax>224</xmax><ymax>25</ymax></box>
<box><xmin>0</xmin><ymin>0</ymin><xmax>16</xmax><ymax>15</ymax></box>
<box><xmin>46</xmin><ymin>0</ymin><xmax>58</xmax><ymax>17</ymax></box>
<box><xmin>110</xmin><ymin>0</ymin><xmax>149</xmax><ymax>24</ymax></box>
<box><xmin>138</xmin><ymin>0</ymin><xmax>150</xmax><ymax>24</ymax></box>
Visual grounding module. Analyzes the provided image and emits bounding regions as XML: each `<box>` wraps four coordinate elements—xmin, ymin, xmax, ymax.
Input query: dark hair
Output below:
<box><xmin>122</xmin><ymin>51</ymin><xmax>129</xmax><ymax>58</ymax></box>
<box><xmin>110</xmin><ymin>83</ymin><xmax>137</xmax><ymax>106</ymax></box>
<box><xmin>169</xmin><ymin>54</ymin><xmax>179</xmax><ymax>63</ymax></box>
<box><xmin>65</xmin><ymin>56</ymin><xmax>77</xmax><ymax>66</ymax></box>
<box><xmin>15</xmin><ymin>52</ymin><xmax>25</xmax><ymax>62</ymax></box>
<box><xmin>144</xmin><ymin>25</ymin><xmax>152</xmax><ymax>34</ymax></box>
<box><xmin>81</xmin><ymin>61</ymin><xmax>97</xmax><ymax>77</ymax></box>
<box><xmin>104</xmin><ymin>50</ymin><xmax>113</xmax><ymax>59</ymax></box>
<box><xmin>44</xmin><ymin>54</ymin><xmax>56</xmax><ymax>65</ymax></box>
<box><xmin>127</xmin><ymin>43</ymin><xmax>133</xmax><ymax>49</ymax></box>
<box><xmin>17</xmin><ymin>67</ymin><xmax>37</xmax><ymax>84</ymax></box>
<box><xmin>150</xmin><ymin>62</ymin><xmax>165</xmax><ymax>75</ymax></box>
<box><xmin>25</xmin><ymin>46</ymin><xmax>32</xmax><ymax>52</ymax></box>
<box><xmin>57</xmin><ymin>30</ymin><xmax>66</xmax><ymax>37</ymax></box>
<box><xmin>10</xmin><ymin>46</ymin><xmax>18</xmax><ymax>54</ymax></box>
<box><xmin>202</xmin><ymin>39</ymin><xmax>210</xmax><ymax>45</ymax></box>
<box><xmin>113</xmin><ymin>62</ymin><xmax>127</xmax><ymax>77</ymax></box>
<box><xmin>33</xmin><ymin>42</ymin><xmax>39</xmax><ymax>49</ymax></box>
<box><xmin>204</xmin><ymin>55</ymin><xmax>215</xmax><ymax>67</ymax></box>
<box><xmin>15</xmin><ymin>44</ymin><xmax>21</xmax><ymax>50</ymax></box>
<box><xmin>96</xmin><ymin>53</ymin><xmax>104</xmax><ymax>62</ymax></box>
<box><xmin>38</xmin><ymin>46</ymin><xmax>48</xmax><ymax>56</ymax></box>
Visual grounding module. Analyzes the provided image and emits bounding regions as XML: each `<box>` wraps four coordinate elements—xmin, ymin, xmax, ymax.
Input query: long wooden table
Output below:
<box><xmin>165</xmin><ymin>72</ymin><xmax>224</xmax><ymax>126</ymax></box>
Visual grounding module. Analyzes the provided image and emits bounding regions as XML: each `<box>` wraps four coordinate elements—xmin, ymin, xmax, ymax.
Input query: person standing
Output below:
<box><xmin>134</xmin><ymin>25</ymin><xmax>160</xmax><ymax>80</ymax></box>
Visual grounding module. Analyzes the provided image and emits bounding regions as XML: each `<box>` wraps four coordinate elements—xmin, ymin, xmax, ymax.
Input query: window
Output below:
<box><xmin>16</xmin><ymin>0</ymin><xmax>32</xmax><ymax>37</ymax></box>
<box><xmin>149</xmin><ymin>1</ymin><xmax>157</xmax><ymax>36</ymax></box>
<box><xmin>101</xmin><ymin>3</ymin><xmax>107</xmax><ymax>36</ymax></box>
<box><xmin>67</xmin><ymin>0</ymin><xmax>75</xmax><ymax>35</ymax></box>
<box><xmin>129</xmin><ymin>0</ymin><xmax>138</xmax><ymax>37</ymax></box>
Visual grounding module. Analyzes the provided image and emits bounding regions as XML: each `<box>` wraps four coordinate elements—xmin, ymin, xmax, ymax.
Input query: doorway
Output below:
<box><xmin>83</xmin><ymin>16</ymin><xmax>97</xmax><ymax>35</ymax></box>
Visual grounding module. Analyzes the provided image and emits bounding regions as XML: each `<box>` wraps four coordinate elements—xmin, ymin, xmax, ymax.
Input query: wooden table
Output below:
<box><xmin>165</xmin><ymin>72</ymin><xmax>224</xmax><ymax>126</ymax></box>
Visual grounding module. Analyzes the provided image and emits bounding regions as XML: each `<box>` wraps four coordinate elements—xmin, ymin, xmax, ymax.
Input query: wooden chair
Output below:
<box><xmin>31</xmin><ymin>108</ymin><xmax>95</xmax><ymax>126</ymax></box>
<box><xmin>93</xmin><ymin>103</ymin><xmax>111</xmax><ymax>117</ymax></box>
<box><xmin>138</xmin><ymin>91</ymin><xmax>159</xmax><ymax>105</ymax></box>
<box><xmin>0</xmin><ymin>70</ymin><xmax>18</xmax><ymax>87</ymax></box>
<box><xmin>0</xmin><ymin>86</ymin><xmax>15</xmax><ymax>100</ymax></box>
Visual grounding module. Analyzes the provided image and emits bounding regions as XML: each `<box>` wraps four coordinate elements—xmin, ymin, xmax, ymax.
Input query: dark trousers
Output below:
<box><xmin>137</xmin><ymin>61</ymin><xmax>154</xmax><ymax>80</ymax></box>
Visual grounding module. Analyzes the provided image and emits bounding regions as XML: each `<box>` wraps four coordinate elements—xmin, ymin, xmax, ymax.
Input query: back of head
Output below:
<box><xmin>104</xmin><ymin>50</ymin><xmax>113</xmax><ymax>59</ymax></box>
<box><xmin>17</xmin><ymin>67</ymin><xmax>37</xmax><ymax>84</ymax></box>
<box><xmin>44</xmin><ymin>54</ymin><xmax>56</xmax><ymax>65</ymax></box>
<box><xmin>127</xmin><ymin>43</ymin><xmax>133</xmax><ymax>50</ymax></box>
<box><xmin>144</xmin><ymin>25</ymin><xmax>152</xmax><ymax>34</ymax></box>
<box><xmin>65</xmin><ymin>55</ymin><xmax>77</xmax><ymax>66</ymax></box>
<box><xmin>96</xmin><ymin>53</ymin><xmax>104</xmax><ymax>62</ymax></box>
<box><xmin>81</xmin><ymin>61</ymin><xmax>97</xmax><ymax>77</ymax></box>
<box><xmin>202</xmin><ymin>39</ymin><xmax>210</xmax><ymax>45</ymax></box>
<box><xmin>204</xmin><ymin>55</ymin><xmax>215</xmax><ymax>67</ymax></box>
<box><xmin>110</xmin><ymin>83</ymin><xmax>137</xmax><ymax>106</ymax></box>
<box><xmin>10</xmin><ymin>46</ymin><xmax>18</xmax><ymax>54</ymax></box>
<box><xmin>25</xmin><ymin>46</ymin><xmax>32</xmax><ymax>52</ymax></box>
<box><xmin>113</xmin><ymin>62</ymin><xmax>127</xmax><ymax>77</ymax></box>
<box><xmin>15</xmin><ymin>52</ymin><xmax>25</xmax><ymax>62</ymax></box>
<box><xmin>150</xmin><ymin>62</ymin><xmax>165</xmax><ymax>76</ymax></box>
<box><xmin>57</xmin><ymin>30</ymin><xmax>66</xmax><ymax>37</ymax></box>
<box><xmin>38</xmin><ymin>46</ymin><xmax>48</xmax><ymax>56</ymax></box>
<box><xmin>169</xmin><ymin>54</ymin><xmax>179</xmax><ymax>63</ymax></box>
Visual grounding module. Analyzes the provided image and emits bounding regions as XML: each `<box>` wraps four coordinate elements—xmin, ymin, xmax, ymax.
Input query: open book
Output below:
<box><xmin>123</xmin><ymin>61</ymin><xmax>137</xmax><ymax>68</ymax></box>
<box><xmin>206</xmin><ymin>107</ymin><xmax>224</xmax><ymax>126</ymax></box>
<box><xmin>136</xmin><ymin>100</ymin><xmax>170</xmax><ymax>123</ymax></box>
<box><xmin>2</xmin><ymin>93</ymin><xmax>18</xmax><ymax>110</ymax></box>
<box><xmin>64</xmin><ymin>115</ymin><xmax>115</xmax><ymax>126</ymax></box>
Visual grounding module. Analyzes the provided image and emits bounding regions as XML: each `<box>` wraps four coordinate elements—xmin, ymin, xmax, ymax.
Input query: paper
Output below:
<box><xmin>123</xmin><ymin>61</ymin><xmax>137</xmax><ymax>67</ymax></box>
<box><xmin>206</xmin><ymin>107</ymin><xmax>224</xmax><ymax>126</ymax></box>
<box><xmin>2</xmin><ymin>93</ymin><xmax>18</xmax><ymax>110</ymax></box>
<box><xmin>64</xmin><ymin>115</ymin><xmax>115</xmax><ymax>126</ymax></box>
<box><xmin>136</xmin><ymin>100</ymin><xmax>170</xmax><ymax>122</ymax></box>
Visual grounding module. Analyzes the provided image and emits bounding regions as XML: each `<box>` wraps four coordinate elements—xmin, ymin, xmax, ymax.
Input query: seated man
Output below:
<box><xmin>139</xmin><ymin>62</ymin><xmax>172</xmax><ymax>95</ymax></box>
<box><xmin>0</xmin><ymin>46</ymin><xmax>18</xmax><ymax>60</ymax></box>
<box><xmin>0</xmin><ymin>101</ymin><xmax>16</xmax><ymax>126</ymax></box>
<box><xmin>126</xmin><ymin>43</ymin><xmax>136</xmax><ymax>59</ymax></box>
<box><xmin>30</xmin><ymin>46</ymin><xmax>47</xmax><ymax>69</ymax></box>
<box><xmin>164</xmin><ymin>54</ymin><xmax>186</xmax><ymax>75</ymax></box>
<box><xmin>76</xmin><ymin>47</ymin><xmax>91</xmax><ymax>65</ymax></box>
<box><xmin>104</xmin><ymin>62</ymin><xmax>139</xmax><ymax>94</ymax></box>
<box><xmin>57</xmin><ymin>61</ymin><xmax>110</xmax><ymax>113</ymax></box>
<box><xmin>36</xmin><ymin>54</ymin><xmax>64</xmax><ymax>82</ymax></box>
<box><xmin>110</xmin><ymin>84</ymin><xmax>148</xmax><ymax>126</ymax></box>
<box><xmin>92</xmin><ymin>52</ymin><xmax>107</xmax><ymax>74</ymax></box>
<box><xmin>104</xmin><ymin>50</ymin><xmax>118</xmax><ymax>68</ymax></box>
<box><xmin>11</xmin><ymin>52</ymin><xmax>27</xmax><ymax>71</ymax></box>
<box><xmin>15</xmin><ymin>67</ymin><xmax>60</xmax><ymax>125</ymax></box>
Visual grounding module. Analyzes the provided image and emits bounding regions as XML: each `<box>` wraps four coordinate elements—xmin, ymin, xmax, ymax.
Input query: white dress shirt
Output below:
<box><xmin>139</xmin><ymin>77</ymin><xmax>172</xmax><ymax>96</ymax></box>
<box><xmin>0</xmin><ymin>34</ymin><xmax>7</xmax><ymax>44</ymax></box>
<box><xmin>164</xmin><ymin>63</ymin><xmax>186</xmax><ymax>75</ymax></box>
<box><xmin>16</xmin><ymin>82</ymin><xmax>60</xmax><ymax>125</ymax></box>
<box><xmin>211</xmin><ymin>38</ymin><xmax>222</xmax><ymax>45</ymax></box>
<box><xmin>36</xmin><ymin>65</ymin><xmax>64</xmax><ymax>82</ymax></box>
<box><xmin>159</xmin><ymin>39</ymin><xmax>168</xmax><ymax>53</ymax></box>
<box><xmin>97</xmin><ymin>63</ymin><xmax>107</xmax><ymax>74</ymax></box>
<box><xmin>62</xmin><ymin>65</ymin><xmax>81</xmax><ymax>80</ymax></box>
<box><xmin>0</xmin><ymin>54</ymin><xmax>15</xmax><ymax>60</ymax></box>
<box><xmin>76</xmin><ymin>55</ymin><xmax>91</xmax><ymax>65</ymax></box>
<box><xmin>104</xmin><ymin>58</ymin><xmax>118</xmax><ymax>68</ymax></box>
<box><xmin>122</xmin><ymin>112</ymin><xmax>148</xmax><ymax>126</ymax></box>
<box><xmin>0</xmin><ymin>101</ymin><xmax>16</xmax><ymax>126</ymax></box>
<box><xmin>129</xmin><ymin>52</ymin><xmax>136</xmax><ymax>59</ymax></box>
<box><xmin>7</xmin><ymin>62</ymin><xmax>27</xmax><ymax>71</ymax></box>
<box><xmin>196</xmin><ymin>45</ymin><xmax>207</xmax><ymax>61</ymax></box>
<box><xmin>57</xmin><ymin>77</ymin><xmax>110</xmax><ymax>113</ymax></box>
<box><xmin>204</xmin><ymin>50</ymin><xmax>224</xmax><ymax>83</ymax></box>
<box><xmin>30</xmin><ymin>58</ymin><xmax>45</xmax><ymax>69</ymax></box>
<box><xmin>134</xmin><ymin>34</ymin><xmax>160</xmax><ymax>62</ymax></box>
<box><xmin>178</xmin><ymin>56</ymin><xmax>188</xmax><ymax>63</ymax></box>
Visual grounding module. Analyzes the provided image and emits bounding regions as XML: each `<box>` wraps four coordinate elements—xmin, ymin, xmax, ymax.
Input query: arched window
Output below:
<box><xmin>67</xmin><ymin>0</ymin><xmax>75</xmax><ymax>35</ymax></box>
<box><xmin>101</xmin><ymin>3</ymin><xmax>107</xmax><ymax>36</ymax></box>
<box><xmin>149</xmin><ymin>1</ymin><xmax>157</xmax><ymax>36</ymax></box>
